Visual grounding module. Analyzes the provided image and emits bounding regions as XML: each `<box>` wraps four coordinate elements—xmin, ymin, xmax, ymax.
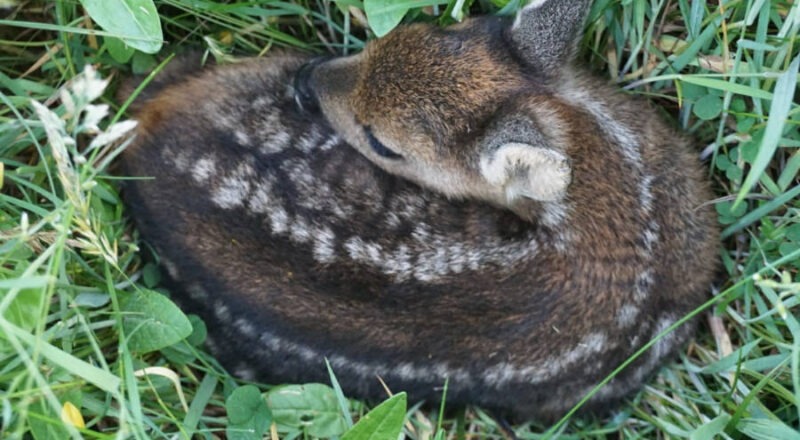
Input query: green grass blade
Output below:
<box><xmin>1</xmin><ymin>320</ymin><xmax>121</xmax><ymax>393</ymax></box>
<box><xmin>734</xmin><ymin>55</ymin><xmax>799</xmax><ymax>208</ymax></box>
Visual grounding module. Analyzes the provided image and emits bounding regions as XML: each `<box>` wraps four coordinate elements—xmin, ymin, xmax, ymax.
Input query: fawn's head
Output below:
<box><xmin>295</xmin><ymin>0</ymin><xmax>592</xmax><ymax>213</ymax></box>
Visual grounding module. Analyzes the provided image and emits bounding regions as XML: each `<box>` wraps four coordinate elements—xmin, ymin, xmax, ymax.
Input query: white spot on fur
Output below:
<box><xmin>186</xmin><ymin>283</ymin><xmax>208</xmax><ymax>301</ymax></box>
<box><xmin>643</xmin><ymin>226</ymin><xmax>659</xmax><ymax>252</ymax></box>
<box><xmin>192</xmin><ymin>156</ymin><xmax>216</xmax><ymax>183</ymax></box>
<box><xmin>312</xmin><ymin>226</ymin><xmax>337</xmax><ymax>263</ymax></box>
<box><xmin>235</xmin><ymin>130</ymin><xmax>251</xmax><ymax>146</ymax></box>
<box><xmin>563</xmin><ymin>332</ymin><xmax>608</xmax><ymax>364</ymax></box>
<box><xmin>169</xmin><ymin>149</ymin><xmax>191</xmax><ymax>172</ymax></box>
<box><xmin>344</xmin><ymin>227</ymin><xmax>539</xmax><ymax>282</ymax></box>
<box><xmin>205</xmin><ymin>335</ymin><xmax>218</xmax><ymax>352</ymax></box>
<box><xmin>224</xmin><ymin>320</ymin><xmax>629</xmax><ymax>400</ymax></box>
<box><xmin>649</xmin><ymin>315</ymin><xmax>678</xmax><ymax>360</ymax></box>
<box><xmin>249</xmin><ymin>178</ymin><xmax>275</xmax><ymax>214</ymax></box>
<box><xmin>214</xmin><ymin>301</ymin><xmax>231</xmax><ymax>321</ymax></box>
<box><xmin>634</xmin><ymin>270</ymin><xmax>654</xmax><ymax>301</ymax></box>
<box><xmin>257</xmin><ymin>331</ymin><xmax>318</xmax><ymax>363</ymax></box>
<box><xmin>260</xmin><ymin>130</ymin><xmax>291</xmax><ymax>154</ymax></box>
<box><xmin>211</xmin><ymin>163</ymin><xmax>254</xmax><ymax>209</ymax></box>
<box><xmin>382</xmin><ymin>244</ymin><xmax>414</xmax><ymax>280</ymax></box>
<box><xmin>296</xmin><ymin>126</ymin><xmax>323</xmax><ymax>152</ymax></box>
<box><xmin>212</xmin><ymin>178</ymin><xmax>250</xmax><ymax>208</ymax></box>
<box><xmin>161</xmin><ymin>257</ymin><xmax>179</xmax><ymax>280</ymax></box>
<box><xmin>626</xmin><ymin>314</ymin><xmax>682</xmax><ymax>385</ymax></box>
<box><xmin>234</xmin><ymin>318</ymin><xmax>257</xmax><ymax>338</ymax></box>
<box><xmin>289</xmin><ymin>216</ymin><xmax>311</xmax><ymax>243</ymax></box>
<box><xmin>234</xmin><ymin>365</ymin><xmax>256</xmax><ymax>381</ymax></box>
<box><xmin>253</xmin><ymin>95</ymin><xmax>273</xmax><ymax>108</ymax></box>
<box><xmin>384</xmin><ymin>211</ymin><xmax>402</xmax><ymax>229</ymax></box>
<box><xmin>318</xmin><ymin>135</ymin><xmax>341</xmax><ymax>151</ymax></box>
<box><xmin>640</xmin><ymin>175</ymin><xmax>654</xmax><ymax>211</ymax></box>
<box><xmin>268</xmin><ymin>206</ymin><xmax>289</xmax><ymax>234</ymax></box>
<box><xmin>616</xmin><ymin>304</ymin><xmax>640</xmax><ymax>327</ymax></box>
<box><xmin>484</xmin><ymin>332</ymin><xmax>609</xmax><ymax>386</ymax></box>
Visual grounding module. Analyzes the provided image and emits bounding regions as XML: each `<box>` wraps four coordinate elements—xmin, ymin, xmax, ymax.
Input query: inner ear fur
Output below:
<box><xmin>477</xmin><ymin>114</ymin><xmax>572</xmax><ymax>203</ymax></box>
<box><xmin>509</xmin><ymin>0</ymin><xmax>592</xmax><ymax>74</ymax></box>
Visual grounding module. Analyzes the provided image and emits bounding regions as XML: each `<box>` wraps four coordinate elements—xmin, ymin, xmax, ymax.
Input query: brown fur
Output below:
<box><xmin>120</xmin><ymin>1</ymin><xmax>717</xmax><ymax>422</ymax></box>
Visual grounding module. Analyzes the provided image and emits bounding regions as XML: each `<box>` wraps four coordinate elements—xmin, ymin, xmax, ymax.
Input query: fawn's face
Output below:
<box><xmin>300</xmin><ymin>19</ymin><xmax>525</xmax><ymax>201</ymax></box>
<box><xmin>296</xmin><ymin>1</ymin><xmax>590</xmax><ymax>210</ymax></box>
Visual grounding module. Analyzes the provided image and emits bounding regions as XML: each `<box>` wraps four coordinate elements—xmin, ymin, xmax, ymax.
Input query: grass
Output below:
<box><xmin>1</xmin><ymin>0</ymin><xmax>799</xmax><ymax>438</ymax></box>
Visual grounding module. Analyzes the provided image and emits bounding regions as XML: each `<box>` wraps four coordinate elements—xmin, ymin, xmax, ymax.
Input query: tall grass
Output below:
<box><xmin>1</xmin><ymin>0</ymin><xmax>799</xmax><ymax>438</ymax></box>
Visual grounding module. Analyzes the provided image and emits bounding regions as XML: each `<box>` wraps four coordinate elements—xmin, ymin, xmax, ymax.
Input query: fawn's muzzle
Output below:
<box><xmin>293</xmin><ymin>57</ymin><xmax>327</xmax><ymax>115</ymax></box>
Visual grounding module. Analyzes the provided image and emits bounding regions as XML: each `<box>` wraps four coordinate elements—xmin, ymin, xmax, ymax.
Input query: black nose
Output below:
<box><xmin>293</xmin><ymin>58</ymin><xmax>325</xmax><ymax>114</ymax></box>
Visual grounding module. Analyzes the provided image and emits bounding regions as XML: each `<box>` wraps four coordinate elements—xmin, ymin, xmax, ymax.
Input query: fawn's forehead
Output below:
<box><xmin>352</xmin><ymin>18</ymin><xmax>527</xmax><ymax>136</ymax></box>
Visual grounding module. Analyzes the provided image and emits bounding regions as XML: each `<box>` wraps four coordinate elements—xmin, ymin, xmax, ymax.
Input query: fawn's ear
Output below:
<box><xmin>478</xmin><ymin>115</ymin><xmax>571</xmax><ymax>203</ymax></box>
<box><xmin>509</xmin><ymin>0</ymin><xmax>592</xmax><ymax>74</ymax></box>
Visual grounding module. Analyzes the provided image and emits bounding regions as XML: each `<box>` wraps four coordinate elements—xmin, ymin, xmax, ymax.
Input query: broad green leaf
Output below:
<box><xmin>132</xmin><ymin>51</ymin><xmax>158</xmax><ymax>74</ymax></box>
<box><xmin>335</xmin><ymin>0</ymin><xmax>364</xmax><ymax>15</ymax></box>
<box><xmin>226</xmin><ymin>385</ymin><xmax>271</xmax><ymax>440</ymax></box>
<box><xmin>364</xmin><ymin>0</ymin><xmax>445</xmax><ymax>37</ymax></box>
<box><xmin>79</xmin><ymin>0</ymin><xmax>163</xmax><ymax>53</ymax></box>
<box><xmin>737</xmin><ymin>418</ymin><xmax>800</xmax><ymax>440</ymax></box>
<box><xmin>690</xmin><ymin>413</ymin><xmax>731</xmax><ymax>440</ymax></box>
<box><xmin>74</xmin><ymin>292</ymin><xmax>111</xmax><ymax>308</ymax></box>
<box><xmin>734</xmin><ymin>55</ymin><xmax>799</xmax><ymax>208</ymax></box>
<box><xmin>185</xmin><ymin>314</ymin><xmax>207</xmax><ymax>346</ymax></box>
<box><xmin>120</xmin><ymin>288</ymin><xmax>192</xmax><ymax>353</ymax></box>
<box><xmin>786</xmin><ymin>223</ymin><xmax>800</xmax><ymax>241</ymax></box>
<box><xmin>341</xmin><ymin>393</ymin><xmax>407</xmax><ymax>440</ymax></box>
<box><xmin>105</xmin><ymin>36</ymin><xmax>135</xmax><ymax>63</ymax></box>
<box><xmin>0</xmin><ymin>276</ymin><xmax>48</xmax><ymax>352</ymax></box>
<box><xmin>29</xmin><ymin>400</ymin><xmax>70</xmax><ymax>440</ymax></box>
<box><xmin>693</xmin><ymin>94</ymin><xmax>723</xmax><ymax>120</ymax></box>
<box><xmin>364</xmin><ymin>0</ymin><xmax>408</xmax><ymax>37</ymax></box>
<box><xmin>141</xmin><ymin>262</ymin><xmax>161</xmax><ymax>288</ymax></box>
<box><xmin>267</xmin><ymin>383</ymin><xmax>349</xmax><ymax>438</ymax></box>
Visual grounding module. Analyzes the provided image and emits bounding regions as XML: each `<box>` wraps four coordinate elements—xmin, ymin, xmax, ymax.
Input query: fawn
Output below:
<box><xmin>121</xmin><ymin>0</ymin><xmax>717</xmax><ymax>420</ymax></box>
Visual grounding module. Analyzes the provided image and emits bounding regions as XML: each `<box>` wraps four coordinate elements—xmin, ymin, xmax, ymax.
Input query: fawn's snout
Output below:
<box><xmin>293</xmin><ymin>57</ymin><xmax>327</xmax><ymax>115</ymax></box>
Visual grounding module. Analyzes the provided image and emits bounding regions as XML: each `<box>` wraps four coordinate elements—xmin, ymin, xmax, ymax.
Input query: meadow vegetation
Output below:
<box><xmin>0</xmin><ymin>0</ymin><xmax>799</xmax><ymax>438</ymax></box>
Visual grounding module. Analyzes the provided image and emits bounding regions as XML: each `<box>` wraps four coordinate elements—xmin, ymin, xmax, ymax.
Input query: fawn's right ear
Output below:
<box><xmin>477</xmin><ymin>114</ymin><xmax>571</xmax><ymax>203</ymax></box>
<box><xmin>508</xmin><ymin>0</ymin><xmax>592</xmax><ymax>74</ymax></box>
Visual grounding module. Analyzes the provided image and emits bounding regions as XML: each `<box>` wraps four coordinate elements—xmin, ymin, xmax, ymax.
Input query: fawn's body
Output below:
<box><xmin>121</xmin><ymin>0</ymin><xmax>717</xmax><ymax>420</ymax></box>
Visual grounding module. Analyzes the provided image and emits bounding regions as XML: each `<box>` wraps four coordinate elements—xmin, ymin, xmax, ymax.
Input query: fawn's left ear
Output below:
<box><xmin>480</xmin><ymin>143</ymin><xmax>571</xmax><ymax>203</ymax></box>
<box><xmin>478</xmin><ymin>114</ymin><xmax>571</xmax><ymax>203</ymax></box>
<box><xmin>509</xmin><ymin>0</ymin><xmax>592</xmax><ymax>74</ymax></box>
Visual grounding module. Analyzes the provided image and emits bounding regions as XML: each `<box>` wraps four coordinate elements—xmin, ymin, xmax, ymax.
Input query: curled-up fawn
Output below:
<box><xmin>121</xmin><ymin>0</ymin><xmax>718</xmax><ymax>421</ymax></box>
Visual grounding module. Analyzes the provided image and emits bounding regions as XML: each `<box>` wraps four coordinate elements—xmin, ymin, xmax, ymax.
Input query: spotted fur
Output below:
<box><xmin>120</xmin><ymin>0</ymin><xmax>717</xmax><ymax>422</ymax></box>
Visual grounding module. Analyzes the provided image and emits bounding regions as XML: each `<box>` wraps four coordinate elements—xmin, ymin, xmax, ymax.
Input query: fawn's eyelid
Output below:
<box><xmin>364</xmin><ymin>126</ymin><xmax>403</xmax><ymax>160</ymax></box>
